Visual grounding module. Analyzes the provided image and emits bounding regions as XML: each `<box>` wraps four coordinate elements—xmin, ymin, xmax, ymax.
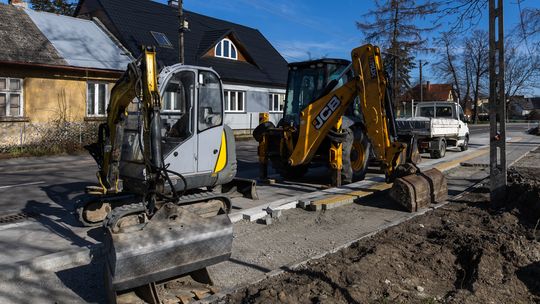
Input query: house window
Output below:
<box><xmin>87</xmin><ymin>82</ymin><xmax>109</xmax><ymax>116</ymax></box>
<box><xmin>224</xmin><ymin>90</ymin><xmax>245</xmax><ymax>112</ymax></box>
<box><xmin>215</xmin><ymin>38</ymin><xmax>238</xmax><ymax>60</ymax></box>
<box><xmin>0</xmin><ymin>77</ymin><xmax>23</xmax><ymax>117</ymax></box>
<box><xmin>269</xmin><ymin>93</ymin><xmax>285</xmax><ymax>112</ymax></box>
<box><xmin>151</xmin><ymin>31</ymin><xmax>173</xmax><ymax>48</ymax></box>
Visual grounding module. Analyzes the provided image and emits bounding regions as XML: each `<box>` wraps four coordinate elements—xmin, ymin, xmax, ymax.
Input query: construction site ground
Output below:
<box><xmin>0</xmin><ymin>124</ymin><xmax>538</xmax><ymax>303</ymax></box>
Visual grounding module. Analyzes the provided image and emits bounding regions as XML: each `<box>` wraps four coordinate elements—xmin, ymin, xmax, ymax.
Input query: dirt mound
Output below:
<box><xmin>220</xmin><ymin>178</ymin><xmax>540</xmax><ymax>303</ymax></box>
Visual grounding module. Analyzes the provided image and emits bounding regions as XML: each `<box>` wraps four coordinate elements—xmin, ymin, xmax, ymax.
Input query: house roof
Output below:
<box><xmin>403</xmin><ymin>83</ymin><xmax>454</xmax><ymax>102</ymax></box>
<box><xmin>0</xmin><ymin>4</ymin><xmax>66</xmax><ymax>66</ymax></box>
<box><xmin>77</xmin><ymin>0</ymin><xmax>288</xmax><ymax>87</ymax></box>
<box><xmin>25</xmin><ymin>9</ymin><xmax>132</xmax><ymax>71</ymax></box>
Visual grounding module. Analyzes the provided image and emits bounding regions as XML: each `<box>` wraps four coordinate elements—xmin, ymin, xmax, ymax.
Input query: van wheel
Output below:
<box><xmin>430</xmin><ymin>139</ymin><xmax>446</xmax><ymax>159</ymax></box>
<box><xmin>460</xmin><ymin>135</ymin><xmax>469</xmax><ymax>151</ymax></box>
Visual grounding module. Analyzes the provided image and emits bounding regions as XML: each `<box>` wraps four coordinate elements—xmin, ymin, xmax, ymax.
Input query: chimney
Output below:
<box><xmin>8</xmin><ymin>0</ymin><xmax>28</xmax><ymax>8</ymax></box>
<box><xmin>426</xmin><ymin>81</ymin><xmax>431</xmax><ymax>91</ymax></box>
<box><xmin>168</xmin><ymin>0</ymin><xmax>178</xmax><ymax>6</ymax></box>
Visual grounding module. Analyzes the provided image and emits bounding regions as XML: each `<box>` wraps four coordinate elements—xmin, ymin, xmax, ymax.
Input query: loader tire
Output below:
<box><xmin>342</xmin><ymin>127</ymin><xmax>370</xmax><ymax>183</ymax></box>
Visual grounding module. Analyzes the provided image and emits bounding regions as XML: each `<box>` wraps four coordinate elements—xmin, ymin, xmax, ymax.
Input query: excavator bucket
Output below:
<box><xmin>104</xmin><ymin>203</ymin><xmax>233</xmax><ymax>303</ymax></box>
<box><xmin>390</xmin><ymin>168</ymin><xmax>448</xmax><ymax>212</ymax></box>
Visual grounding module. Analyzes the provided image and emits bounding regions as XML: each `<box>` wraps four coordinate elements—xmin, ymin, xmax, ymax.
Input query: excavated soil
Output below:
<box><xmin>221</xmin><ymin>168</ymin><xmax>540</xmax><ymax>304</ymax></box>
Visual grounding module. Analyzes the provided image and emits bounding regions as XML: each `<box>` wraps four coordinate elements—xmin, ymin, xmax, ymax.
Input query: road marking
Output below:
<box><xmin>433</xmin><ymin>148</ymin><xmax>489</xmax><ymax>172</ymax></box>
<box><xmin>0</xmin><ymin>181</ymin><xmax>45</xmax><ymax>190</ymax></box>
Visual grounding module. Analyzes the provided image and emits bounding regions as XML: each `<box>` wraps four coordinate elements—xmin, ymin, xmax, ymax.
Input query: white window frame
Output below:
<box><xmin>0</xmin><ymin>77</ymin><xmax>24</xmax><ymax>117</ymax></box>
<box><xmin>269</xmin><ymin>93</ymin><xmax>285</xmax><ymax>113</ymax></box>
<box><xmin>224</xmin><ymin>90</ymin><xmax>245</xmax><ymax>113</ymax></box>
<box><xmin>86</xmin><ymin>82</ymin><xmax>110</xmax><ymax>117</ymax></box>
<box><xmin>215</xmin><ymin>38</ymin><xmax>238</xmax><ymax>60</ymax></box>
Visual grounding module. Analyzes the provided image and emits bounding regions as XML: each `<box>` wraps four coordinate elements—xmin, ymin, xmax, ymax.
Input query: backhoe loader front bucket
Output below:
<box><xmin>104</xmin><ymin>203</ymin><xmax>233</xmax><ymax>303</ymax></box>
<box><xmin>390</xmin><ymin>168</ymin><xmax>448</xmax><ymax>212</ymax></box>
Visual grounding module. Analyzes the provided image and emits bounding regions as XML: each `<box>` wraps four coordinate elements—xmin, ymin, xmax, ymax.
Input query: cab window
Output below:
<box><xmin>162</xmin><ymin>71</ymin><xmax>195</xmax><ymax>142</ymax></box>
<box><xmin>198</xmin><ymin>71</ymin><xmax>223</xmax><ymax>132</ymax></box>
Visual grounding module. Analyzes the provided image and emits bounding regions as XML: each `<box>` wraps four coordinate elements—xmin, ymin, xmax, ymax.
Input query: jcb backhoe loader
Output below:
<box><xmin>254</xmin><ymin>44</ymin><xmax>447</xmax><ymax>211</ymax></box>
<box><xmin>79</xmin><ymin>47</ymin><xmax>254</xmax><ymax>303</ymax></box>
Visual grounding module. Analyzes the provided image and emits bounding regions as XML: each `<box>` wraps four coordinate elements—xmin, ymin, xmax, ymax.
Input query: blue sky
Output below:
<box><xmin>2</xmin><ymin>0</ymin><xmax>539</xmax><ymax>91</ymax></box>
<box><xmin>180</xmin><ymin>0</ymin><xmax>540</xmax><ymax>96</ymax></box>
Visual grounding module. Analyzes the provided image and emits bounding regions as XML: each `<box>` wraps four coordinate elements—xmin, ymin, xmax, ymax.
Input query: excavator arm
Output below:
<box><xmin>288</xmin><ymin>44</ymin><xmax>406</xmax><ymax>179</ymax></box>
<box><xmin>88</xmin><ymin>47</ymin><xmax>161</xmax><ymax>194</ymax></box>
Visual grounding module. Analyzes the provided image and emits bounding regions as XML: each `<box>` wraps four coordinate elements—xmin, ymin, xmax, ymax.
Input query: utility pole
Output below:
<box><xmin>419</xmin><ymin>60</ymin><xmax>429</xmax><ymax>103</ymax></box>
<box><xmin>489</xmin><ymin>0</ymin><xmax>506</xmax><ymax>202</ymax></box>
<box><xmin>178</xmin><ymin>0</ymin><xmax>186</xmax><ymax>64</ymax></box>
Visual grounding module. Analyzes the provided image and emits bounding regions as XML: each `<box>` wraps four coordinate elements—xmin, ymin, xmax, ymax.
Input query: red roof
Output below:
<box><xmin>402</xmin><ymin>83</ymin><xmax>454</xmax><ymax>102</ymax></box>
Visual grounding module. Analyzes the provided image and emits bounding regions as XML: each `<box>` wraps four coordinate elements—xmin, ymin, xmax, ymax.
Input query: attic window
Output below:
<box><xmin>215</xmin><ymin>38</ymin><xmax>237</xmax><ymax>60</ymax></box>
<box><xmin>151</xmin><ymin>31</ymin><xmax>172</xmax><ymax>48</ymax></box>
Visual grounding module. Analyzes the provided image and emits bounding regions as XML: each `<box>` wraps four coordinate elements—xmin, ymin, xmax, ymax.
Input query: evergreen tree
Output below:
<box><xmin>357</xmin><ymin>0</ymin><xmax>439</xmax><ymax>104</ymax></box>
<box><xmin>30</xmin><ymin>0</ymin><xmax>74</xmax><ymax>15</ymax></box>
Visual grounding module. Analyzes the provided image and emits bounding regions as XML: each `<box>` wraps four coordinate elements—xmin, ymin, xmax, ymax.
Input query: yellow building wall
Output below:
<box><xmin>24</xmin><ymin>78</ymin><xmax>88</xmax><ymax>122</ymax></box>
<box><xmin>0</xmin><ymin>65</ymin><xmax>120</xmax><ymax>123</ymax></box>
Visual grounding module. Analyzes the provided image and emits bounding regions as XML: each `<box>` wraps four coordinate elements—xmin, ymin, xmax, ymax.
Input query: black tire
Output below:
<box><xmin>460</xmin><ymin>135</ymin><xmax>469</xmax><ymax>151</ymax></box>
<box><xmin>341</xmin><ymin>127</ymin><xmax>371</xmax><ymax>183</ymax></box>
<box><xmin>430</xmin><ymin>139</ymin><xmax>446</xmax><ymax>159</ymax></box>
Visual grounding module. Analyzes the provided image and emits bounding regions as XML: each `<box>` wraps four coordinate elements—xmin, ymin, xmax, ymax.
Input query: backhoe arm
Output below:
<box><xmin>288</xmin><ymin>44</ymin><xmax>406</xmax><ymax>178</ymax></box>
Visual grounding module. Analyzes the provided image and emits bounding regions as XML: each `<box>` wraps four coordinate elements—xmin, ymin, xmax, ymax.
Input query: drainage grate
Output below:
<box><xmin>0</xmin><ymin>212</ymin><xmax>33</xmax><ymax>225</ymax></box>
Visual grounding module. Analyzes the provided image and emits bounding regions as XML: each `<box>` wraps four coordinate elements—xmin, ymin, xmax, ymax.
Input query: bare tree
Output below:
<box><xmin>504</xmin><ymin>38</ymin><xmax>540</xmax><ymax>102</ymax></box>
<box><xmin>464</xmin><ymin>30</ymin><xmax>489</xmax><ymax>123</ymax></box>
<box><xmin>30</xmin><ymin>0</ymin><xmax>74</xmax><ymax>15</ymax></box>
<box><xmin>357</xmin><ymin>0</ymin><xmax>440</xmax><ymax>105</ymax></box>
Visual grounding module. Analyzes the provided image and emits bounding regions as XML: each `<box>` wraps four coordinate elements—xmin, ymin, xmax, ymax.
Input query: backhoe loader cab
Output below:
<box><xmin>282</xmin><ymin>59</ymin><xmax>355</xmax><ymax>127</ymax></box>
<box><xmin>256</xmin><ymin>58</ymin><xmax>371</xmax><ymax>183</ymax></box>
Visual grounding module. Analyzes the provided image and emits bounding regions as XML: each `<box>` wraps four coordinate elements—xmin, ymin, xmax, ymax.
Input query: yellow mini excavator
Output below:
<box><xmin>254</xmin><ymin>44</ymin><xmax>447</xmax><ymax>211</ymax></box>
<box><xmin>78</xmin><ymin>47</ymin><xmax>255</xmax><ymax>303</ymax></box>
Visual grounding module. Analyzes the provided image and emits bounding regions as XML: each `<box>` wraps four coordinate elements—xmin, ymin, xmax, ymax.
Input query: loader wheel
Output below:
<box><xmin>342</xmin><ymin>127</ymin><xmax>370</xmax><ymax>183</ymax></box>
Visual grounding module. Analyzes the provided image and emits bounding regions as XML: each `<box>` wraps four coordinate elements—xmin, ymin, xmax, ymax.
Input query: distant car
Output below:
<box><xmin>396</xmin><ymin>102</ymin><xmax>470</xmax><ymax>159</ymax></box>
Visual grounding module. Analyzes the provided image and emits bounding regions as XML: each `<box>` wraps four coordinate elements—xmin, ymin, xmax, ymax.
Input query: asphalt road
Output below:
<box><xmin>0</xmin><ymin>123</ymin><xmax>533</xmax><ymax>219</ymax></box>
<box><xmin>468</xmin><ymin>122</ymin><xmax>536</xmax><ymax>135</ymax></box>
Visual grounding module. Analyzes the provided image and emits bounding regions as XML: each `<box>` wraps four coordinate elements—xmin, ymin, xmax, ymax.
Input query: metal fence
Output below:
<box><xmin>0</xmin><ymin>121</ymin><xmax>102</xmax><ymax>154</ymax></box>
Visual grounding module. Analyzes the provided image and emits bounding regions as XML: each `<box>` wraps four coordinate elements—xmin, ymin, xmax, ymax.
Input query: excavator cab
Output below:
<box><xmin>118</xmin><ymin>65</ymin><xmax>237</xmax><ymax>195</ymax></box>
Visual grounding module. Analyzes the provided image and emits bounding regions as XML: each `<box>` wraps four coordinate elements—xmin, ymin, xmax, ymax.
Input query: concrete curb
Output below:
<box><xmin>0</xmin><ymin>244</ymin><xmax>105</xmax><ymax>280</ymax></box>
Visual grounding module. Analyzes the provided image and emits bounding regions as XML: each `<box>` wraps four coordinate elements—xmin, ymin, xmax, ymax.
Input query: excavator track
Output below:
<box><xmin>76</xmin><ymin>190</ymin><xmax>232</xmax><ymax>227</ymax></box>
